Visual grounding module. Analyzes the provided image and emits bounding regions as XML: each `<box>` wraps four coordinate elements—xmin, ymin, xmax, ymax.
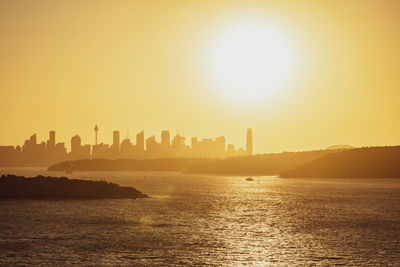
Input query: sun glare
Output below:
<box><xmin>207</xmin><ymin>18</ymin><xmax>297</xmax><ymax>105</ymax></box>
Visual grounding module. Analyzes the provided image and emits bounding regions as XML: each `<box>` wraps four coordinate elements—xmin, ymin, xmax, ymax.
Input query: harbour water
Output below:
<box><xmin>0</xmin><ymin>168</ymin><xmax>400</xmax><ymax>265</ymax></box>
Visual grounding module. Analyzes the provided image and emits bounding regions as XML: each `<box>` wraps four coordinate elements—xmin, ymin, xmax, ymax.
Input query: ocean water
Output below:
<box><xmin>0</xmin><ymin>167</ymin><xmax>400</xmax><ymax>266</ymax></box>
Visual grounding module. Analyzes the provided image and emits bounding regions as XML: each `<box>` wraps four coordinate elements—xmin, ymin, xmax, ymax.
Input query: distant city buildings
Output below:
<box><xmin>191</xmin><ymin>136</ymin><xmax>225</xmax><ymax>158</ymax></box>
<box><xmin>71</xmin><ymin>135</ymin><xmax>91</xmax><ymax>160</ymax></box>
<box><xmin>246</xmin><ymin>128</ymin><xmax>253</xmax><ymax>156</ymax></box>
<box><xmin>1</xmin><ymin>131</ymin><xmax>68</xmax><ymax>166</ymax></box>
<box><xmin>0</xmin><ymin>127</ymin><xmax>253</xmax><ymax>166</ymax></box>
<box><xmin>112</xmin><ymin>131</ymin><xmax>120</xmax><ymax>154</ymax></box>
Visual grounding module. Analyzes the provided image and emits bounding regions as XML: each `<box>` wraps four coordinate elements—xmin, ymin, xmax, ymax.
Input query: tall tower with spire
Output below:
<box><xmin>94</xmin><ymin>125</ymin><xmax>98</xmax><ymax>145</ymax></box>
<box><xmin>246</xmin><ymin>128</ymin><xmax>253</xmax><ymax>156</ymax></box>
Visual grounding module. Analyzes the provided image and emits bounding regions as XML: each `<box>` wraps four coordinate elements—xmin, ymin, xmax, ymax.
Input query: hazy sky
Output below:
<box><xmin>1</xmin><ymin>0</ymin><xmax>399</xmax><ymax>153</ymax></box>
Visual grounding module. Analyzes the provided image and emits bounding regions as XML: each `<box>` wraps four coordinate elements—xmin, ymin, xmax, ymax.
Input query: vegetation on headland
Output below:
<box><xmin>184</xmin><ymin>150</ymin><xmax>334</xmax><ymax>174</ymax></box>
<box><xmin>47</xmin><ymin>146</ymin><xmax>400</xmax><ymax>178</ymax></box>
<box><xmin>280</xmin><ymin>146</ymin><xmax>400</xmax><ymax>178</ymax></box>
<box><xmin>48</xmin><ymin>158</ymin><xmax>206</xmax><ymax>172</ymax></box>
<box><xmin>0</xmin><ymin>174</ymin><xmax>148</xmax><ymax>199</ymax></box>
<box><xmin>48</xmin><ymin>150</ymin><xmax>335</xmax><ymax>175</ymax></box>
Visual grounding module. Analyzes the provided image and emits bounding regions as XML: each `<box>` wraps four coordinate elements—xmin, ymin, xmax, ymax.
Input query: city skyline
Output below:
<box><xmin>0</xmin><ymin>126</ymin><xmax>253</xmax><ymax>166</ymax></box>
<box><xmin>0</xmin><ymin>1</ymin><xmax>399</xmax><ymax>266</ymax></box>
<box><xmin>2</xmin><ymin>1</ymin><xmax>400</xmax><ymax>153</ymax></box>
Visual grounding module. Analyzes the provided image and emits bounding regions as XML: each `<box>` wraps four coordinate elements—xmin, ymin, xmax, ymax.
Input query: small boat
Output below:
<box><xmin>66</xmin><ymin>170</ymin><xmax>73</xmax><ymax>174</ymax></box>
<box><xmin>245</xmin><ymin>177</ymin><xmax>254</xmax><ymax>181</ymax></box>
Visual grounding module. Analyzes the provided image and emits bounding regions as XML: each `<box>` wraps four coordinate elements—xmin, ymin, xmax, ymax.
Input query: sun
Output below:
<box><xmin>207</xmin><ymin>18</ymin><xmax>297</xmax><ymax>105</ymax></box>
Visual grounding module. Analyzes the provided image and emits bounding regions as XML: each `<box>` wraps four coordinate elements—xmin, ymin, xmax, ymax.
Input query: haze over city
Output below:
<box><xmin>1</xmin><ymin>1</ymin><xmax>400</xmax><ymax>266</ymax></box>
<box><xmin>1</xmin><ymin>1</ymin><xmax>400</xmax><ymax>153</ymax></box>
<box><xmin>0</xmin><ymin>127</ymin><xmax>254</xmax><ymax>165</ymax></box>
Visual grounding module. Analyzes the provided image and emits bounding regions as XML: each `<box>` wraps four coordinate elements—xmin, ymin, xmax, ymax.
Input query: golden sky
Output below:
<box><xmin>1</xmin><ymin>0</ymin><xmax>399</xmax><ymax>153</ymax></box>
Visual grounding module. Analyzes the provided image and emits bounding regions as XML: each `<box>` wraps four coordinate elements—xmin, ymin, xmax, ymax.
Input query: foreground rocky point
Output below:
<box><xmin>0</xmin><ymin>174</ymin><xmax>149</xmax><ymax>199</ymax></box>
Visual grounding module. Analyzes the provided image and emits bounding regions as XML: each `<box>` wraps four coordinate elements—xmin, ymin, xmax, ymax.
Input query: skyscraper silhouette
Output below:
<box><xmin>161</xmin><ymin>130</ymin><xmax>170</xmax><ymax>146</ymax></box>
<box><xmin>246</xmin><ymin>128</ymin><xmax>253</xmax><ymax>156</ymax></box>
<box><xmin>30</xmin><ymin>134</ymin><xmax>37</xmax><ymax>145</ymax></box>
<box><xmin>136</xmin><ymin>131</ymin><xmax>144</xmax><ymax>152</ymax></box>
<box><xmin>0</xmin><ymin>127</ymin><xmax>247</xmax><ymax>164</ymax></box>
<box><xmin>47</xmin><ymin>131</ymin><xmax>55</xmax><ymax>149</ymax></box>
<box><xmin>71</xmin><ymin>135</ymin><xmax>81</xmax><ymax>154</ymax></box>
<box><xmin>113</xmin><ymin>131</ymin><xmax>120</xmax><ymax>152</ymax></box>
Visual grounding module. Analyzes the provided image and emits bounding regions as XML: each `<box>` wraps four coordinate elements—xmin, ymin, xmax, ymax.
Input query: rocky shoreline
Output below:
<box><xmin>0</xmin><ymin>174</ymin><xmax>149</xmax><ymax>199</ymax></box>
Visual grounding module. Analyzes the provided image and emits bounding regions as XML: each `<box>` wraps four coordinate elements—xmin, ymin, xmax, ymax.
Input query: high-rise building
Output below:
<box><xmin>191</xmin><ymin>137</ymin><xmax>198</xmax><ymax>151</ymax></box>
<box><xmin>71</xmin><ymin>135</ymin><xmax>82</xmax><ymax>154</ymax></box>
<box><xmin>30</xmin><ymin>134</ymin><xmax>37</xmax><ymax>145</ymax></box>
<box><xmin>146</xmin><ymin>135</ymin><xmax>157</xmax><ymax>152</ymax></box>
<box><xmin>246</xmin><ymin>128</ymin><xmax>253</xmax><ymax>156</ymax></box>
<box><xmin>136</xmin><ymin>131</ymin><xmax>144</xmax><ymax>152</ymax></box>
<box><xmin>120</xmin><ymin>138</ymin><xmax>133</xmax><ymax>157</ymax></box>
<box><xmin>172</xmin><ymin>134</ymin><xmax>185</xmax><ymax>146</ymax></box>
<box><xmin>227</xmin><ymin>144</ymin><xmax>235</xmax><ymax>156</ymax></box>
<box><xmin>55</xmin><ymin>142</ymin><xmax>67</xmax><ymax>154</ymax></box>
<box><xmin>112</xmin><ymin>131</ymin><xmax>120</xmax><ymax>152</ymax></box>
<box><xmin>47</xmin><ymin>131</ymin><xmax>56</xmax><ymax>149</ymax></box>
<box><xmin>161</xmin><ymin>130</ymin><xmax>170</xmax><ymax>146</ymax></box>
<box><xmin>92</xmin><ymin>143</ymin><xmax>109</xmax><ymax>158</ymax></box>
<box><xmin>171</xmin><ymin>134</ymin><xmax>188</xmax><ymax>157</ymax></box>
<box><xmin>216</xmin><ymin>136</ymin><xmax>226</xmax><ymax>154</ymax></box>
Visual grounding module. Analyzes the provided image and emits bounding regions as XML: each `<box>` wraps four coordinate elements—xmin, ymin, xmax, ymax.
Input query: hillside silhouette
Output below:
<box><xmin>184</xmin><ymin>150</ymin><xmax>335</xmax><ymax>174</ymax></box>
<box><xmin>48</xmin><ymin>150</ymin><xmax>335</xmax><ymax>175</ymax></box>
<box><xmin>0</xmin><ymin>174</ymin><xmax>148</xmax><ymax>199</ymax></box>
<box><xmin>280</xmin><ymin>146</ymin><xmax>400</xmax><ymax>178</ymax></box>
<box><xmin>48</xmin><ymin>158</ymin><xmax>208</xmax><ymax>172</ymax></box>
